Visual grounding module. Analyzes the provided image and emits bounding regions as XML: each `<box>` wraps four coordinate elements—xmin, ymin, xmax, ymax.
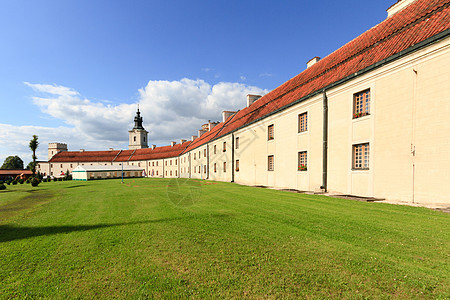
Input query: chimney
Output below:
<box><xmin>387</xmin><ymin>0</ymin><xmax>417</xmax><ymax>18</ymax></box>
<box><xmin>222</xmin><ymin>111</ymin><xmax>236</xmax><ymax>123</ymax></box>
<box><xmin>191</xmin><ymin>135</ymin><xmax>197</xmax><ymax>141</ymax></box>
<box><xmin>80</xmin><ymin>149</ymin><xmax>85</xmax><ymax>152</ymax></box>
<box><xmin>198</xmin><ymin>129</ymin><xmax>207</xmax><ymax>137</ymax></box>
<box><xmin>180</xmin><ymin>139</ymin><xmax>187</xmax><ymax>144</ymax></box>
<box><xmin>171</xmin><ymin>141</ymin><xmax>176</xmax><ymax>147</ymax></box>
<box><xmin>151</xmin><ymin>144</ymin><xmax>156</xmax><ymax>150</ymax></box>
<box><xmin>247</xmin><ymin>94</ymin><xmax>262</xmax><ymax>107</ymax></box>
<box><xmin>307</xmin><ymin>56</ymin><xmax>320</xmax><ymax>68</ymax></box>
<box><xmin>209</xmin><ymin>121</ymin><xmax>219</xmax><ymax>131</ymax></box>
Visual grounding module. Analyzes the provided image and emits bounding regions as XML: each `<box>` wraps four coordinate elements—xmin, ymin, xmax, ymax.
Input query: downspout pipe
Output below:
<box><xmin>321</xmin><ymin>90</ymin><xmax>328</xmax><ymax>192</ymax></box>
<box><xmin>206</xmin><ymin>144</ymin><xmax>210</xmax><ymax>180</ymax></box>
<box><xmin>231</xmin><ymin>133</ymin><xmax>235</xmax><ymax>183</ymax></box>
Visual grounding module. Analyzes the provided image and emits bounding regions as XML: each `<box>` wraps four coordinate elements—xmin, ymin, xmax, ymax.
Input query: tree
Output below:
<box><xmin>29</xmin><ymin>135</ymin><xmax>39</xmax><ymax>175</ymax></box>
<box><xmin>1</xmin><ymin>156</ymin><xmax>24</xmax><ymax>169</ymax></box>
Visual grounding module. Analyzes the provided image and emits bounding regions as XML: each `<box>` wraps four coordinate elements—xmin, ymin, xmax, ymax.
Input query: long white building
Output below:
<box><xmin>38</xmin><ymin>0</ymin><xmax>450</xmax><ymax>206</ymax></box>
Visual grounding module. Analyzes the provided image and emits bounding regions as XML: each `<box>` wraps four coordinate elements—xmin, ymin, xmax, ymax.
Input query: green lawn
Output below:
<box><xmin>0</xmin><ymin>179</ymin><xmax>449</xmax><ymax>299</ymax></box>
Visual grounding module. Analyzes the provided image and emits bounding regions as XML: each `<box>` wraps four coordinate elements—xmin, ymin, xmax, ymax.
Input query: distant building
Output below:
<box><xmin>72</xmin><ymin>165</ymin><xmax>144</xmax><ymax>181</ymax></box>
<box><xmin>37</xmin><ymin>0</ymin><xmax>450</xmax><ymax>205</ymax></box>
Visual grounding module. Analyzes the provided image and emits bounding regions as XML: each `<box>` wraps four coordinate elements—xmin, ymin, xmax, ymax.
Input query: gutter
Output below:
<box><xmin>231</xmin><ymin>133</ymin><xmax>235</xmax><ymax>183</ymax></box>
<box><xmin>321</xmin><ymin>91</ymin><xmax>328</xmax><ymax>192</ymax></box>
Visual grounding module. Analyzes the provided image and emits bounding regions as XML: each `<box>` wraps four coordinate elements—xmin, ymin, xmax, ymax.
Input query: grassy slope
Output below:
<box><xmin>0</xmin><ymin>179</ymin><xmax>448</xmax><ymax>299</ymax></box>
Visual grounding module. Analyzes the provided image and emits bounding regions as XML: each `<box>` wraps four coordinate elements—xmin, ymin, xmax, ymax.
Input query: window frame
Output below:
<box><xmin>235</xmin><ymin>160</ymin><xmax>239</xmax><ymax>172</ymax></box>
<box><xmin>352</xmin><ymin>143</ymin><xmax>370</xmax><ymax>170</ymax></box>
<box><xmin>268</xmin><ymin>124</ymin><xmax>274</xmax><ymax>140</ymax></box>
<box><xmin>223</xmin><ymin>141</ymin><xmax>226</xmax><ymax>152</ymax></box>
<box><xmin>298</xmin><ymin>112</ymin><xmax>308</xmax><ymax>133</ymax></box>
<box><xmin>298</xmin><ymin>151</ymin><xmax>307</xmax><ymax>171</ymax></box>
<box><xmin>235</xmin><ymin>137</ymin><xmax>239</xmax><ymax>149</ymax></box>
<box><xmin>268</xmin><ymin>155</ymin><xmax>274</xmax><ymax>171</ymax></box>
<box><xmin>353</xmin><ymin>89</ymin><xmax>371</xmax><ymax>119</ymax></box>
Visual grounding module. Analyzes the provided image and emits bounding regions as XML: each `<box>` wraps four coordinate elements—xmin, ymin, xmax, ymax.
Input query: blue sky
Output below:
<box><xmin>0</xmin><ymin>0</ymin><xmax>393</xmax><ymax>165</ymax></box>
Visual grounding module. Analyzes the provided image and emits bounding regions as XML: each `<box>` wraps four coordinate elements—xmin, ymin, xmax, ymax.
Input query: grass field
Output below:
<box><xmin>0</xmin><ymin>178</ymin><xmax>449</xmax><ymax>299</ymax></box>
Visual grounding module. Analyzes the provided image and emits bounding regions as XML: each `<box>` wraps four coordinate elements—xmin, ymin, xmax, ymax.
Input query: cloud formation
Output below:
<box><xmin>0</xmin><ymin>79</ymin><xmax>268</xmax><ymax>165</ymax></box>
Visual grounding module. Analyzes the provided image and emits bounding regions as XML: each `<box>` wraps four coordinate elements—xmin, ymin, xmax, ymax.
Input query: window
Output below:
<box><xmin>214</xmin><ymin>145</ymin><xmax>217</xmax><ymax>154</ymax></box>
<box><xmin>223</xmin><ymin>142</ymin><xmax>226</xmax><ymax>152</ymax></box>
<box><xmin>175</xmin><ymin>160</ymin><xmax>177</xmax><ymax>165</ymax></box>
<box><xmin>156</xmin><ymin>161</ymin><xmax>158</xmax><ymax>166</ymax></box>
<box><xmin>268</xmin><ymin>155</ymin><xmax>274</xmax><ymax>171</ymax></box>
<box><xmin>175</xmin><ymin>170</ymin><xmax>177</xmax><ymax>176</ymax></box>
<box><xmin>235</xmin><ymin>137</ymin><xmax>239</xmax><ymax>149</ymax></box>
<box><xmin>152</xmin><ymin>162</ymin><xmax>155</xmax><ymax>166</ymax></box>
<box><xmin>204</xmin><ymin>149</ymin><xmax>207</xmax><ymax>157</ymax></box>
<box><xmin>353</xmin><ymin>89</ymin><xmax>370</xmax><ymax>119</ymax></box>
<box><xmin>70</xmin><ymin>164</ymin><xmax>73</xmax><ymax>168</ymax></box>
<box><xmin>194</xmin><ymin>153</ymin><xmax>196</xmax><ymax>160</ymax></box>
<box><xmin>134</xmin><ymin>136</ymin><xmax>136</xmax><ymax>142</ymax></box>
<box><xmin>156</xmin><ymin>170</ymin><xmax>159</xmax><ymax>175</ymax></box>
<box><xmin>214</xmin><ymin>163</ymin><xmax>217</xmax><ymax>173</ymax></box>
<box><xmin>165</xmin><ymin>161</ymin><xmax>167</xmax><ymax>166</ymax></box>
<box><xmin>353</xmin><ymin>143</ymin><xmax>370</xmax><ymax>169</ymax></box>
<box><xmin>199</xmin><ymin>166</ymin><xmax>201</xmax><ymax>173</ymax></box>
<box><xmin>170</xmin><ymin>160</ymin><xmax>172</xmax><ymax>165</ymax></box>
<box><xmin>204</xmin><ymin>166</ymin><xmax>206</xmax><ymax>174</ymax></box>
<box><xmin>199</xmin><ymin>151</ymin><xmax>201</xmax><ymax>158</ymax></box>
<box><xmin>223</xmin><ymin>162</ymin><xmax>226</xmax><ymax>172</ymax></box>
<box><xmin>268</xmin><ymin>124</ymin><xmax>274</xmax><ymax>140</ymax></box>
<box><xmin>60</xmin><ymin>164</ymin><xmax>63</xmax><ymax>168</ymax></box>
<box><xmin>170</xmin><ymin>171</ymin><xmax>172</xmax><ymax>176</ymax></box>
<box><xmin>298</xmin><ymin>151</ymin><xmax>307</xmax><ymax>171</ymax></box>
<box><xmin>298</xmin><ymin>112</ymin><xmax>308</xmax><ymax>133</ymax></box>
<box><xmin>236</xmin><ymin>160</ymin><xmax>240</xmax><ymax>172</ymax></box>
<box><xmin>144</xmin><ymin>137</ymin><xmax>146</xmax><ymax>142</ymax></box>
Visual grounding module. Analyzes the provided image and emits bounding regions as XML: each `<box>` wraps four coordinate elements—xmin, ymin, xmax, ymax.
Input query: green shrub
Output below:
<box><xmin>12</xmin><ymin>180</ymin><xmax>18</xmax><ymax>185</ymax></box>
<box><xmin>18</xmin><ymin>178</ymin><xmax>24</xmax><ymax>184</ymax></box>
<box><xmin>31</xmin><ymin>177</ymin><xmax>40</xmax><ymax>187</ymax></box>
<box><xmin>0</xmin><ymin>183</ymin><xmax>6</xmax><ymax>190</ymax></box>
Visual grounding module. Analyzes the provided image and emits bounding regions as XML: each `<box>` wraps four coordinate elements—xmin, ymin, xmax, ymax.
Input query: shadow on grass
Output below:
<box><xmin>0</xmin><ymin>213</ymin><xmax>231</xmax><ymax>243</ymax></box>
<box><xmin>0</xmin><ymin>218</ymin><xmax>178</xmax><ymax>243</ymax></box>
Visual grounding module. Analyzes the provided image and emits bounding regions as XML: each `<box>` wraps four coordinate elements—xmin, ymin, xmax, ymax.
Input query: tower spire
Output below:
<box><xmin>133</xmin><ymin>106</ymin><xmax>144</xmax><ymax>130</ymax></box>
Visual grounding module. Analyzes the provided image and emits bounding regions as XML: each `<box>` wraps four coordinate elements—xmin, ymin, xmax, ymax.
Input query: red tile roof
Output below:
<box><xmin>49</xmin><ymin>150</ymin><xmax>121</xmax><ymax>163</ymax></box>
<box><xmin>48</xmin><ymin>141</ymin><xmax>192</xmax><ymax>163</ymax></box>
<box><xmin>183</xmin><ymin>0</ymin><xmax>450</xmax><ymax>152</ymax></box>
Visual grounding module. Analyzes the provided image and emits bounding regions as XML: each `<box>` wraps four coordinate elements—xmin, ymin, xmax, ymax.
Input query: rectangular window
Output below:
<box><xmin>156</xmin><ymin>161</ymin><xmax>158</xmax><ymax>166</ymax></box>
<box><xmin>223</xmin><ymin>142</ymin><xmax>226</xmax><ymax>152</ymax></box>
<box><xmin>268</xmin><ymin>124</ymin><xmax>274</xmax><ymax>140</ymax></box>
<box><xmin>204</xmin><ymin>149</ymin><xmax>206</xmax><ymax>157</ymax></box>
<box><xmin>298</xmin><ymin>151</ymin><xmax>307</xmax><ymax>171</ymax></box>
<box><xmin>156</xmin><ymin>170</ymin><xmax>158</xmax><ymax>175</ymax></box>
<box><xmin>194</xmin><ymin>153</ymin><xmax>196</xmax><ymax>160</ymax></box>
<box><xmin>223</xmin><ymin>162</ymin><xmax>226</xmax><ymax>172</ymax></box>
<box><xmin>214</xmin><ymin>163</ymin><xmax>217</xmax><ymax>173</ymax></box>
<box><xmin>175</xmin><ymin>170</ymin><xmax>177</xmax><ymax>176</ymax></box>
<box><xmin>268</xmin><ymin>155</ymin><xmax>274</xmax><ymax>171</ymax></box>
<box><xmin>353</xmin><ymin>143</ymin><xmax>370</xmax><ymax>169</ymax></box>
<box><xmin>199</xmin><ymin>151</ymin><xmax>201</xmax><ymax>158</ymax></box>
<box><xmin>170</xmin><ymin>160</ymin><xmax>172</xmax><ymax>165</ymax></box>
<box><xmin>204</xmin><ymin>166</ymin><xmax>206</xmax><ymax>174</ymax></box>
<box><xmin>235</xmin><ymin>160</ymin><xmax>239</xmax><ymax>172</ymax></box>
<box><xmin>235</xmin><ymin>137</ymin><xmax>239</xmax><ymax>149</ymax></box>
<box><xmin>353</xmin><ymin>89</ymin><xmax>370</xmax><ymax>119</ymax></box>
<box><xmin>165</xmin><ymin>161</ymin><xmax>167</xmax><ymax>166</ymax></box>
<box><xmin>170</xmin><ymin>170</ymin><xmax>172</xmax><ymax>176</ymax></box>
<box><xmin>199</xmin><ymin>166</ymin><xmax>201</xmax><ymax>173</ymax></box>
<box><xmin>214</xmin><ymin>145</ymin><xmax>217</xmax><ymax>154</ymax></box>
<box><xmin>175</xmin><ymin>160</ymin><xmax>177</xmax><ymax>165</ymax></box>
<box><xmin>298</xmin><ymin>112</ymin><xmax>308</xmax><ymax>133</ymax></box>
<box><xmin>70</xmin><ymin>164</ymin><xmax>73</xmax><ymax>168</ymax></box>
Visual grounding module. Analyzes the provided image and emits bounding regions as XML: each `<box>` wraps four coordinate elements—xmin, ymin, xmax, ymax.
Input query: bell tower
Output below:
<box><xmin>128</xmin><ymin>106</ymin><xmax>149</xmax><ymax>150</ymax></box>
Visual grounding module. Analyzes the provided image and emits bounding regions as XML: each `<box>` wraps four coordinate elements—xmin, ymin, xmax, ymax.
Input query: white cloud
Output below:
<box><xmin>259</xmin><ymin>72</ymin><xmax>273</xmax><ymax>77</ymax></box>
<box><xmin>0</xmin><ymin>79</ymin><xmax>268</xmax><ymax>165</ymax></box>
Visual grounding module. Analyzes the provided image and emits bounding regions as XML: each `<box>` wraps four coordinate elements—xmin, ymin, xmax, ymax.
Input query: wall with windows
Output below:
<box><xmin>208</xmin><ymin>135</ymin><xmax>233</xmax><ymax>182</ymax></box>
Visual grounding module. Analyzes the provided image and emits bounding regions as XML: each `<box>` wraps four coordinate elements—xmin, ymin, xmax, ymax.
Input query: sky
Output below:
<box><xmin>0</xmin><ymin>0</ymin><xmax>394</xmax><ymax>166</ymax></box>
